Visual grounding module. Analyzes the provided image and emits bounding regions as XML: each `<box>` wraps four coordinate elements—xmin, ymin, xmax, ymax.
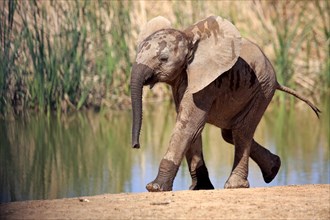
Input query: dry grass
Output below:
<box><xmin>1</xmin><ymin>0</ymin><xmax>329</xmax><ymax>116</ymax></box>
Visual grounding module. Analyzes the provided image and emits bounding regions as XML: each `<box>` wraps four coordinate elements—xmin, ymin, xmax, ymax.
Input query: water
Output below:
<box><xmin>0</xmin><ymin>98</ymin><xmax>329</xmax><ymax>203</ymax></box>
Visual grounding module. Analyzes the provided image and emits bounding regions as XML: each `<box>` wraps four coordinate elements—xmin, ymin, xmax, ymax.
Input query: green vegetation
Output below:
<box><xmin>250</xmin><ymin>1</ymin><xmax>330</xmax><ymax>104</ymax></box>
<box><xmin>0</xmin><ymin>0</ymin><xmax>133</xmax><ymax>117</ymax></box>
<box><xmin>0</xmin><ymin>0</ymin><xmax>19</xmax><ymax>115</ymax></box>
<box><xmin>0</xmin><ymin>0</ymin><xmax>329</xmax><ymax>117</ymax></box>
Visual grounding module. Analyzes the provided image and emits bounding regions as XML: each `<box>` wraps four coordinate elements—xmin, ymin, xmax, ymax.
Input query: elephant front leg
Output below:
<box><xmin>224</xmin><ymin>130</ymin><xmax>251</xmax><ymax>189</ymax></box>
<box><xmin>146</xmin><ymin>92</ymin><xmax>213</xmax><ymax>192</ymax></box>
<box><xmin>146</xmin><ymin>125</ymin><xmax>188</xmax><ymax>192</ymax></box>
<box><xmin>146</xmin><ymin>158</ymin><xmax>179</xmax><ymax>192</ymax></box>
<box><xmin>185</xmin><ymin>135</ymin><xmax>214</xmax><ymax>190</ymax></box>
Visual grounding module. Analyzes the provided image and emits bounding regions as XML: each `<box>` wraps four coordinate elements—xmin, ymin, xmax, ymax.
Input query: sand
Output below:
<box><xmin>1</xmin><ymin>184</ymin><xmax>329</xmax><ymax>219</ymax></box>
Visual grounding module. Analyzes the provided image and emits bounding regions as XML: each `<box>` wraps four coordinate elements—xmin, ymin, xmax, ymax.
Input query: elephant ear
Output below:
<box><xmin>137</xmin><ymin>16</ymin><xmax>172</xmax><ymax>46</ymax></box>
<box><xmin>184</xmin><ymin>16</ymin><xmax>241</xmax><ymax>93</ymax></box>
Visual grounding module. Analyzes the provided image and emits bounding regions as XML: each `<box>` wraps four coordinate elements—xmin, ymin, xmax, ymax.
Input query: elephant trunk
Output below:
<box><xmin>130</xmin><ymin>63</ymin><xmax>154</xmax><ymax>148</ymax></box>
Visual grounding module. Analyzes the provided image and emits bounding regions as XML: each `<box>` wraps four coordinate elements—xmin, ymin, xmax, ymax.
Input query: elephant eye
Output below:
<box><xmin>159</xmin><ymin>54</ymin><xmax>169</xmax><ymax>63</ymax></box>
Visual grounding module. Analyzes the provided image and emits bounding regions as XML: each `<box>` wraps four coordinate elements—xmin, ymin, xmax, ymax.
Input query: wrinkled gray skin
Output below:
<box><xmin>131</xmin><ymin>16</ymin><xmax>320</xmax><ymax>191</ymax></box>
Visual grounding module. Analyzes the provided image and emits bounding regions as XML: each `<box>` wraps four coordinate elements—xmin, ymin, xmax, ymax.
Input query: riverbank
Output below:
<box><xmin>1</xmin><ymin>184</ymin><xmax>329</xmax><ymax>219</ymax></box>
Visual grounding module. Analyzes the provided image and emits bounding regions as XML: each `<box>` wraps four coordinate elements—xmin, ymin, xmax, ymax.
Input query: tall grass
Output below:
<box><xmin>252</xmin><ymin>1</ymin><xmax>329</xmax><ymax>102</ymax></box>
<box><xmin>0</xmin><ymin>0</ymin><xmax>329</xmax><ymax>117</ymax></box>
<box><xmin>0</xmin><ymin>0</ymin><xmax>20</xmax><ymax>115</ymax></box>
<box><xmin>316</xmin><ymin>1</ymin><xmax>330</xmax><ymax>94</ymax></box>
<box><xmin>1</xmin><ymin>0</ymin><xmax>133</xmax><ymax>116</ymax></box>
<box><xmin>252</xmin><ymin>2</ymin><xmax>314</xmax><ymax>104</ymax></box>
<box><xmin>20</xmin><ymin>0</ymin><xmax>90</xmax><ymax>114</ymax></box>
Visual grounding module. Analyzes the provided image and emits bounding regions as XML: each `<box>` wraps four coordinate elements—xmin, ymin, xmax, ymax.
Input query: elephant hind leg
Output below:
<box><xmin>250</xmin><ymin>141</ymin><xmax>281</xmax><ymax>183</ymax></box>
<box><xmin>224</xmin><ymin>129</ymin><xmax>251</xmax><ymax>189</ymax></box>
<box><xmin>221</xmin><ymin>128</ymin><xmax>281</xmax><ymax>184</ymax></box>
<box><xmin>221</xmin><ymin>128</ymin><xmax>234</xmax><ymax>144</ymax></box>
<box><xmin>185</xmin><ymin>135</ymin><xmax>214</xmax><ymax>190</ymax></box>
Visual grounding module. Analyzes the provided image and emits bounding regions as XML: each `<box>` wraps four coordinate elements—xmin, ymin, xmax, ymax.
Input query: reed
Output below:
<box><xmin>0</xmin><ymin>0</ymin><xmax>19</xmax><ymax>115</ymax></box>
<box><xmin>242</xmin><ymin>1</ymin><xmax>329</xmax><ymax>105</ymax></box>
<box><xmin>316</xmin><ymin>1</ymin><xmax>330</xmax><ymax>94</ymax></box>
<box><xmin>260</xmin><ymin>2</ymin><xmax>314</xmax><ymax>103</ymax></box>
<box><xmin>19</xmin><ymin>0</ymin><xmax>89</xmax><ymax>113</ymax></box>
<box><xmin>0</xmin><ymin>0</ymin><xmax>328</xmax><ymax>116</ymax></box>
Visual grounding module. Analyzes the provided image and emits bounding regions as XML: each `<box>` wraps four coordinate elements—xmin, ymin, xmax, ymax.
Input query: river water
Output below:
<box><xmin>0</xmin><ymin>97</ymin><xmax>329</xmax><ymax>202</ymax></box>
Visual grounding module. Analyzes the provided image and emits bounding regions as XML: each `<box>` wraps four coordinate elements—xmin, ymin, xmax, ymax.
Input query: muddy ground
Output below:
<box><xmin>0</xmin><ymin>184</ymin><xmax>329</xmax><ymax>219</ymax></box>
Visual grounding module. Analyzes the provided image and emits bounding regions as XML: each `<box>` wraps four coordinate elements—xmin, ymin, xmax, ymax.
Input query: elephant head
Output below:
<box><xmin>130</xmin><ymin>16</ymin><xmax>241</xmax><ymax>148</ymax></box>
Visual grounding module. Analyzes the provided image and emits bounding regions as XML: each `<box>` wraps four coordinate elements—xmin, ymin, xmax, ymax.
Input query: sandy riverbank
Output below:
<box><xmin>1</xmin><ymin>184</ymin><xmax>329</xmax><ymax>219</ymax></box>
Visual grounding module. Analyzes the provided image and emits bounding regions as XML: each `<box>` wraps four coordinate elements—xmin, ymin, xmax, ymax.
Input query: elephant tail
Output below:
<box><xmin>276</xmin><ymin>84</ymin><xmax>321</xmax><ymax>118</ymax></box>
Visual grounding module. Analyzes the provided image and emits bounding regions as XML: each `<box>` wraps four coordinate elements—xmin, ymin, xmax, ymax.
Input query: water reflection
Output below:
<box><xmin>0</xmin><ymin>97</ymin><xmax>329</xmax><ymax>202</ymax></box>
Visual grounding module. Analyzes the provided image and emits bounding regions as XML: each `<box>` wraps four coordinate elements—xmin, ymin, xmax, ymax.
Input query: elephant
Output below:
<box><xmin>130</xmin><ymin>16</ymin><xmax>320</xmax><ymax>191</ymax></box>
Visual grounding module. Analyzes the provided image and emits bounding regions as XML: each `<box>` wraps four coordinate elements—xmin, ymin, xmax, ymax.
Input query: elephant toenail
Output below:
<box><xmin>153</xmin><ymin>183</ymin><xmax>160</xmax><ymax>190</ymax></box>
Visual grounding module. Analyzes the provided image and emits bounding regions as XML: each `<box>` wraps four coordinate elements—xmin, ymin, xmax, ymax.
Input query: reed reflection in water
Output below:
<box><xmin>0</xmin><ymin>97</ymin><xmax>329</xmax><ymax>202</ymax></box>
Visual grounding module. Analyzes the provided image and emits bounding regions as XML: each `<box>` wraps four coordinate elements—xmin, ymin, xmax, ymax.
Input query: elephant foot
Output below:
<box><xmin>250</xmin><ymin>141</ymin><xmax>282</xmax><ymax>184</ymax></box>
<box><xmin>146</xmin><ymin>181</ymin><xmax>173</xmax><ymax>192</ymax></box>
<box><xmin>189</xmin><ymin>181</ymin><xmax>214</xmax><ymax>190</ymax></box>
<box><xmin>224</xmin><ymin>173</ymin><xmax>250</xmax><ymax>189</ymax></box>
<box><xmin>146</xmin><ymin>159</ymin><xmax>178</xmax><ymax>192</ymax></box>
<box><xmin>189</xmin><ymin>164</ymin><xmax>214</xmax><ymax>190</ymax></box>
<box><xmin>261</xmin><ymin>154</ymin><xmax>281</xmax><ymax>183</ymax></box>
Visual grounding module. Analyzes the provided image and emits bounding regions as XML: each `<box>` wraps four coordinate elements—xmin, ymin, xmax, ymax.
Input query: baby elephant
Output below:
<box><xmin>130</xmin><ymin>16</ymin><xmax>320</xmax><ymax>191</ymax></box>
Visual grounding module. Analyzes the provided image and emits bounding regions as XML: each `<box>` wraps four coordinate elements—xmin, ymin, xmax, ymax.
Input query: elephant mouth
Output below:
<box><xmin>144</xmin><ymin>74</ymin><xmax>158</xmax><ymax>89</ymax></box>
